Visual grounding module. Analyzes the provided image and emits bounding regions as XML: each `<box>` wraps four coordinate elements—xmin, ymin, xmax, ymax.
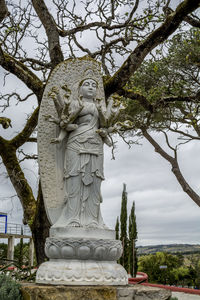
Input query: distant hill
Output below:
<box><xmin>137</xmin><ymin>244</ymin><xmax>200</xmax><ymax>255</ymax></box>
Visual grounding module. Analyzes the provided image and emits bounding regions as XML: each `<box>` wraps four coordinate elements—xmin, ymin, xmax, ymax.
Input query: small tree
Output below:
<box><xmin>14</xmin><ymin>242</ymin><xmax>29</xmax><ymax>267</ymax></box>
<box><xmin>0</xmin><ymin>243</ymin><xmax>7</xmax><ymax>260</ymax></box>
<box><xmin>129</xmin><ymin>201</ymin><xmax>138</xmax><ymax>277</ymax></box>
<box><xmin>120</xmin><ymin>183</ymin><xmax>129</xmax><ymax>272</ymax></box>
<box><xmin>115</xmin><ymin>216</ymin><xmax>119</xmax><ymax>240</ymax></box>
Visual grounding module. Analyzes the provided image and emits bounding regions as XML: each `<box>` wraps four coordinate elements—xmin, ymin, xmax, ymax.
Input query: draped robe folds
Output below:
<box><xmin>55</xmin><ymin>102</ymin><xmax>105</xmax><ymax>228</ymax></box>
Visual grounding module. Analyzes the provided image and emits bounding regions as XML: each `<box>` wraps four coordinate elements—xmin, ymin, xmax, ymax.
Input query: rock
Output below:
<box><xmin>21</xmin><ymin>284</ymin><xmax>116</xmax><ymax>300</ymax></box>
<box><xmin>21</xmin><ymin>283</ymin><xmax>171</xmax><ymax>300</ymax></box>
<box><xmin>134</xmin><ymin>285</ymin><xmax>171</xmax><ymax>300</ymax></box>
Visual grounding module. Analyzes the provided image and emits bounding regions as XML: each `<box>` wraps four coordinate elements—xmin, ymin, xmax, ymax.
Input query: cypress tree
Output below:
<box><xmin>115</xmin><ymin>216</ymin><xmax>119</xmax><ymax>240</ymax></box>
<box><xmin>129</xmin><ymin>201</ymin><xmax>138</xmax><ymax>277</ymax></box>
<box><xmin>120</xmin><ymin>183</ymin><xmax>129</xmax><ymax>272</ymax></box>
<box><xmin>18</xmin><ymin>227</ymin><xmax>24</xmax><ymax>267</ymax></box>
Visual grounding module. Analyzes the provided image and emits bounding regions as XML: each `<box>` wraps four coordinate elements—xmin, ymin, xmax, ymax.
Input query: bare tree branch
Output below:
<box><xmin>0</xmin><ymin>46</ymin><xmax>44</xmax><ymax>101</ymax></box>
<box><xmin>11</xmin><ymin>107</ymin><xmax>39</xmax><ymax>149</ymax></box>
<box><xmin>18</xmin><ymin>149</ymin><xmax>38</xmax><ymax>163</ymax></box>
<box><xmin>142</xmin><ymin>128</ymin><xmax>200</xmax><ymax>207</ymax></box>
<box><xmin>27</xmin><ymin>137</ymin><xmax>37</xmax><ymax>143</ymax></box>
<box><xmin>0</xmin><ymin>117</ymin><xmax>12</xmax><ymax>129</ymax></box>
<box><xmin>32</xmin><ymin>0</ymin><xmax>64</xmax><ymax>68</ymax></box>
<box><xmin>169</xmin><ymin>127</ymin><xmax>200</xmax><ymax>140</ymax></box>
<box><xmin>118</xmin><ymin>90</ymin><xmax>154</xmax><ymax>113</ymax></box>
<box><xmin>163</xmin><ymin>2</ymin><xmax>200</xmax><ymax>28</ymax></box>
<box><xmin>161</xmin><ymin>96</ymin><xmax>197</xmax><ymax>103</ymax></box>
<box><xmin>185</xmin><ymin>15</ymin><xmax>200</xmax><ymax>28</ymax></box>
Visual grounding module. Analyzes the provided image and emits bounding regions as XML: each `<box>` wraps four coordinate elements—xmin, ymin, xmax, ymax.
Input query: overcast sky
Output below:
<box><xmin>101</xmin><ymin>136</ymin><xmax>200</xmax><ymax>246</ymax></box>
<box><xmin>0</xmin><ymin>0</ymin><xmax>200</xmax><ymax>247</ymax></box>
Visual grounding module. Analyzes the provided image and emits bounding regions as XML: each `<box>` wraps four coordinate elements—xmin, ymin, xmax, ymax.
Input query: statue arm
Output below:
<box><xmin>48</xmin><ymin>87</ymin><xmax>63</xmax><ymax>116</ymax></box>
<box><xmin>96</xmin><ymin>127</ymin><xmax>113</xmax><ymax>147</ymax></box>
<box><xmin>51</xmin><ymin>129</ymin><xmax>67</xmax><ymax>144</ymax></box>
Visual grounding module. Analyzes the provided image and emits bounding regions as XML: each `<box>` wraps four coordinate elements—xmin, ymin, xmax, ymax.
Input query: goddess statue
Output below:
<box><xmin>36</xmin><ymin>58</ymin><xmax>128</xmax><ymax>286</ymax></box>
<box><xmin>51</xmin><ymin>76</ymin><xmax>112</xmax><ymax>228</ymax></box>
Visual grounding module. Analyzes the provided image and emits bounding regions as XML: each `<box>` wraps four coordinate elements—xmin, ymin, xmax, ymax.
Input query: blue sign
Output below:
<box><xmin>0</xmin><ymin>213</ymin><xmax>8</xmax><ymax>233</ymax></box>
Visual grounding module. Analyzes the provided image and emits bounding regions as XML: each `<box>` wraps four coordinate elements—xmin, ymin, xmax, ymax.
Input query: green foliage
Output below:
<box><xmin>138</xmin><ymin>251</ymin><xmax>200</xmax><ymax>286</ymax></box>
<box><xmin>129</xmin><ymin>201</ymin><xmax>138</xmax><ymax>277</ymax></box>
<box><xmin>0</xmin><ymin>274</ymin><xmax>22</xmax><ymax>300</ymax></box>
<box><xmin>125</xmin><ymin>28</ymin><xmax>200</xmax><ymax>133</ymax></box>
<box><xmin>14</xmin><ymin>242</ymin><xmax>30</xmax><ymax>266</ymax></box>
<box><xmin>117</xmin><ymin>184</ymin><xmax>138</xmax><ymax>276</ymax></box>
<box><xmin>0</xmin><ymin>243</ymin><xmax>8</xmax><ymax>261</ymax></box>
<box><xmin>138</xmin><ymin>252</ymin><xmax>183</xmax><ymax>284</ymax></box>
<box><xmin>132</xmin><ymin>28</ymin><xmax>200</xmax><ymax>100</ymax></box>
<box><xmin>120</xmin><ymin>183</ymin><xmax>129</xmax><ymax>272</ymax></box>
<box><xmin>115</xmin><ymin>217</ymin><xmax>119</xmax><ymax>240</ymax></box>
<box><xmin>120</xmin><ymin>183</ymin><xmax>127</xmax><ymax>241</ymax></box>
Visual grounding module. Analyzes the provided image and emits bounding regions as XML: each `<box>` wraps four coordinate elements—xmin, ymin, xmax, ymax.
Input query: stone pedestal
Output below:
<box><xmin>36</xmin><ymin>227</ymin><xmax>128</xmax><ymax>285</ymax></box>
<box><xmin>21</xmin><ymin>283</ymin><xmax>171</xmax><ymax>300</ymax></box>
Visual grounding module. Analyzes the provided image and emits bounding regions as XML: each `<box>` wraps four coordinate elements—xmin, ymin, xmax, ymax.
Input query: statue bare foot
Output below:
<box><xmin>68</xmin><ymin>221</ymin><xmax>80</xmax><ymax>227</ymax></box>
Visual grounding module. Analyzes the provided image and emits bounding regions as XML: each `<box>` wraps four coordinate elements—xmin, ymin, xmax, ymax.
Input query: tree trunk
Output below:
<box><xmin>31</xmin><ymin>182</ymin><xmax>51</xmax><ymax>265</ymax></box>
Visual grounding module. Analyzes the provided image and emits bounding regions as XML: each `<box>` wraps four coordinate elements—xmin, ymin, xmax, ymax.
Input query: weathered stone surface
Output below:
<box><xmin>21</xmin><ymin>284</ymin><xmax>117</xmax><ymax>300</ymax></box>
<box><xmin>21</xmin><ymin>283</ymin><xmax>171</xmax><ymax>300</ymax></box>
<box><xmin>133</xmin><ymin>285</ymin><xmax>171</xmax><ymax>300</ymax></box>
<box><xmin>117</xmin><ymin>287</ymin><xmax>135</xmax><ymax>300</ymax></box>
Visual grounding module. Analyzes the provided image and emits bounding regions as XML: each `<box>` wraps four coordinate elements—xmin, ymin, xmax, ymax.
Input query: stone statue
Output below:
<box><xmin>50</xmin><ymin>75</ymin><xmax>111</xmax><ymax>228</ymax></box>
<box><xmin>36</xmin><ymin>57</ymin><xmax>128</xmax><ymax>285</ymax></box>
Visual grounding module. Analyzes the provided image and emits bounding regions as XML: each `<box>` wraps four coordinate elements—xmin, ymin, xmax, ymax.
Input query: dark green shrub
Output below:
<box><xmin>0</xmin><ymin>274</ymin><xmax>22</xmax><ymax>300</ymax></box>
<box><xmin>169</xmin><ymin>297</ymin><xmax>178</xmax><ymax>300</ymax></box>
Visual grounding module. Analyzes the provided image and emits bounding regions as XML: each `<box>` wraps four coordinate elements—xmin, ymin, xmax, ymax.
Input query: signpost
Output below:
<box><xmin>159</xmin><ymin>265</ymin><xmax>168</xmax><ymax>270</ymax></box>
<box><xmin>159</xmin><ymin>265</ymin><xmax>168</xmax><ymax>284</ymax></box>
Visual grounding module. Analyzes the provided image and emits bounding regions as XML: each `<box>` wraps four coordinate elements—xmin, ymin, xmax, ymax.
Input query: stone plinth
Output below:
<box><xmin>36</xmin><ymin>227</ymin><xmax>128</xmax><ymax>286</ymax></box>
<box><xmin>21</xmin><ymin>283</ymin><xmax>171</xmax><ymax>300</ymax></box>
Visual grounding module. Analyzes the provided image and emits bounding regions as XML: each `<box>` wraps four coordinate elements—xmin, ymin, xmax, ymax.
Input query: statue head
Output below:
<box><xmin>79</xmin><ymin>78</ymin><xmax>98</xmax><ymax>100</ymax></box>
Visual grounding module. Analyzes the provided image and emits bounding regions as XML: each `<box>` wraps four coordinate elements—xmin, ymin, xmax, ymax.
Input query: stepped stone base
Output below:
<box><xmin>36</xmin><ymin>260</ymin><xmax>128</xmax><ymax>285</ymax></box>
<box><xmin>21</xmin><ymin>283</ymin><xmax>171</xmax><ymax>300</ymax></box>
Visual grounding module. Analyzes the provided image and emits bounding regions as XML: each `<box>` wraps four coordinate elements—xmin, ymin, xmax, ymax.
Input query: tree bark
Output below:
<box><xmin>0</xmin><ymin>0</ymin><xmax>9</xmax><ymax>23</ymax></box>
<box><xmin>32</xmin><ymin>182</ymin><xmax>50</xmax><ymax>265</ymax></box>
<box><xmin>0</xmin><ymin>141</ymin><xmax>36</xmax><ymax>224</ymax></box>
<box><xmin>32</xmin><ymin>0</ymin><xmax>64</xmax><ymax>68</ymax></box>
<box><xmin>0</xmin><ymin>47</ymin><xmax>44</xmax><ymax>100</ymax></box>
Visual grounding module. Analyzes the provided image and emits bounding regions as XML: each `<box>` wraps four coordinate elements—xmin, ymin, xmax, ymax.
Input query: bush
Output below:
<box><xmin>0</xmin><ymin>274</ymin><xmax>22</xmax><ymax>300</ymax></box>
<box><xmin>169</xmin><ymin>297</ymin><xmax>178</xmax><ymax>300</ymax></box>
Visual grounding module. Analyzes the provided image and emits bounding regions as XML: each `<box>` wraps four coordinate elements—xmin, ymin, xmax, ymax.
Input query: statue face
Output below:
<box><xmin>80</xmin><ymin>79</ymin><xmax>97</xmax><ymax>99</ymax></box>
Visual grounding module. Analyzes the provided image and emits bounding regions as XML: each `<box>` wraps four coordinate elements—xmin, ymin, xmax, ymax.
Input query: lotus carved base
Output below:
<box><xmin>36</xmin><ymin>260</ymin><xmax>128</xmax><ymax>285</ymax></box>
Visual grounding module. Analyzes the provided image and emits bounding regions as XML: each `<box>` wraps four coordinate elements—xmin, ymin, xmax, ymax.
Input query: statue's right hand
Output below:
<box><xmin>50</xmin><ymin>138</ymin><xmax>61</xmax><ymax>144</ymax></box>
<box><xmin>51</xmin><ymin>86</ymin><xmax>59</xmax><ymax>94</ymax></box>
<box><xmin>48</xmin><ymin>87</ymin><xmax>59</xmax><ymax>99</ymax></box>
<box><xmin>66</xmin><ymin>124</ymin><xmax>78</xmax><ymax>131</ymax></box>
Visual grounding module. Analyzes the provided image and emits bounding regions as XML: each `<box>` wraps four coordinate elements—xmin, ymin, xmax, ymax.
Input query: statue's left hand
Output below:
<box><xmin>96</xmin><ymin>128</ymin><xmax>108</xmax><ymax>137</ymax></box>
